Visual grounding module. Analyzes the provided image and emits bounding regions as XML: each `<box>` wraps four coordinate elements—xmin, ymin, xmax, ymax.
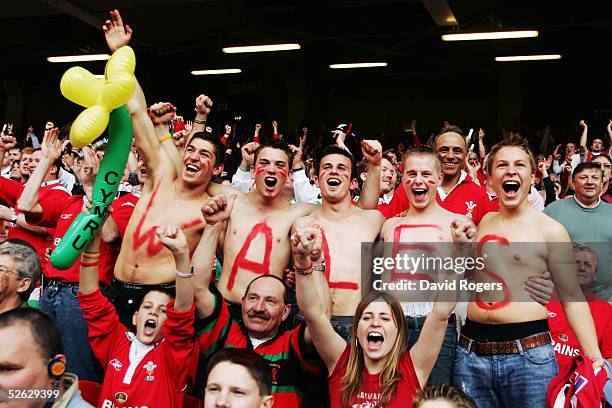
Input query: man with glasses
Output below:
<box><xmin>0</xmin><ymin>241</ymin><xmax>41</xmax><ymax>314</ymax></box>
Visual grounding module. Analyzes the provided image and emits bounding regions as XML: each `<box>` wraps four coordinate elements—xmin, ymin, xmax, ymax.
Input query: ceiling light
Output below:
<box><xmin>441</xmin><ymin>30</ymin><xmax>539</xmax><ymax>41</ymax></box>
<box><xmin>222</xmin><ymin>44</ymin><xmax>301</xmax><ymax>54</ymax></box>
<box><xmin>93</xmin><ymin>75</ymin><xmax>105</xmax><ymax>79</ymax></box>
<box><xmin>47</xmin><ymin>54</ymin><xmax>110</xmax><ymax>63</ymax></box>
<box><xmin>329</xmin><ymin>62</ymin><xmax>388</xmax><ymax>69</ymax></box>
<box><xmin>495</xmin><ymin>54</ymin><xmax>562</xmax><ymax>62</ymax></box>
<box><xmin>191</xmin><ymin>69</ymin><xmax>242</xmax><ymax>75</ymax></box>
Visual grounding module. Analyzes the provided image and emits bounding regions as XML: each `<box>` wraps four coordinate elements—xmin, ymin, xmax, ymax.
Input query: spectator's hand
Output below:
<box><xmin>147</xmin><ymin>102</ymin><xmax>177</xmax><ymax>125</ymax></box>
<box><xmin>478</xmin><ymin>128</ymin><xmax>485</xmax><ymax>141</ymax></box>
<box><xmin>579</xmin><ymin>119</ymin><xmax>587</xmax><ymax>129</ymax></box>
<box><xmin>564</xmin><ymin>164</ymin><xmax>572</xmax><ymax>174</ymax></box>
<box><xmin>0</xmin><ymin>135</ymin><xmax>17</xmax><ymax>152</ymax></box>
<box><xmin>6</xmin><ymin>123</ymin><xmax>14</xmax><ymax>135</ymax></box>
<box><xmin>0</xmin><ymin>205</ymin><xmax>12</xmax><ymax>221</ymax></box>
<box><xmin>102</xmin><ymin>9</ymin><xmax>132</xmax><ymax>52</ymax></box>
<box><xmin>41</xmin><ymin>128</ymin><xmax>62</xmax><ymax>161</ymax></box>
<box><xmin>62</xmin><ymin>153</ymin><xmax>74</xmax><ymax>171</ymax></box>
<box><xmin>201</xmin><ymin>194</ymin><xmax>236</xmax><ymax>226</ymax></box>
<box><xmin>224</xmin><ymin>124</ymin><xmax>232</xmax><ymax>135</ymax></box>
<box><xmin>450</xmin><ymin>218</ymin><xmax>477</xmax><ymax>244</ymax></box>
<box><xmin>255</xmin><ymin>123</ymin><xmax>262</xmax><ymax>132</ymax></box>
<box><xmin>156</xmin><ymin>225</ymin><xmax>188</xmax><ymax>255</ymax></box>
<box><xmin>80</xmin><ymin>147</ymin><xmax>101</xmax><ymax>201</ymax></box>
<box><xmin>608</xmin><ymin>119</ymin><xmax>612</xmax><ymax>134</ymax></box>
<box><xmin>289</xmin><ymin>144</ymin><xmax>303</xmax><ymax>169</ymax></box>
<box><xmin>545</xmin><ymin>155</ymin><xmax>553</xmax><ymax>168</ymax></box>
<box><xmin>525</xmin><ymin>271</ymin><xmax>553</xmax><ymax>305</ymax></box>
<box><xmin>537</xmin><ymin>161</ymin><xmax>548</xmax><ymax>177</ymax></box>
<box><xmin>184</xmin><ymin>120</ymin><xmax>193</xmax><ymax>135</ymax></box>
<box><xmin>284</xmin><ymin>268</ymin><xmax>296</xmax><ymax>288</ymax></box>
<box><xmin>195</xmin><ymin>94</ymin><xmax>213</xmax><ymax>117</ymax></box>
<box><xmin>361</xmin><ymin>140</ymin><xmax>382</xmax><ymax>165</ymax></box>
<box><xmin>272</xmin><ymin>120</ymin><xmax>278</xmax><ymax>130</ymax></box>
<box><xmin>241</xmin><ymin>142</ymin><xmax>259</xmax><ymax>167</ymax></box>
<box><xmin>290</xmin><ymin>226</ymin><xmax>322</xmax><ymax>267</ymax></box>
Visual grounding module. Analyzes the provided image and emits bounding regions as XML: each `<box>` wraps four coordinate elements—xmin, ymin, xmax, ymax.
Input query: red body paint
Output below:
<box><xmin>475</xmin><ymin>234</ymin><xmax>511</xmax><ymax>310</ymax></box>
<box><xmin>132</xmin><ymin>182</ymin><xmax>204</xmax><ymax>257</ymax></box>
<box><xmin>390</xmin><ymin>224</ymin><xmax>442</xmax><ymax>282</ymax></box>
<box><xmin>227</xmin><ymin>222</ymin><xmax>273</xmax><ymax>291</ymax></box>
<box><xmin>321</xmin><ymin>230</ymin><xmax>358</xmax><ymax>290</ymax></box>
<box><xmin>255</xmin><ymin>165</ymin><xmax>267</xmax><ymax>176</ymax></box>
<box><xmin>426</xmin><ymin>180</ymin><xmax>436</xmax><ymax>185</ymax></box>
<box><xmin>277</xmin><ymin>168</ymin><xmax>288</xmax><ymax>179</ymax></box>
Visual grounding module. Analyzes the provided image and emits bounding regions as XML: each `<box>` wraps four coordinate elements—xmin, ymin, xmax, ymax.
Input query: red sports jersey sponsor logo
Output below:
<box><xmin>109</xmin><ymin>358</ymin><xmax>123</xmax><ymax>372</ymax></box>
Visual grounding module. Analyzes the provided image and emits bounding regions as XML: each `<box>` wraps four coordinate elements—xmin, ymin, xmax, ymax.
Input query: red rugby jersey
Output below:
<box><xmin>79</xmin><ymin>289</ymin><xmax>195</xmax><ymax>408</ymax></box>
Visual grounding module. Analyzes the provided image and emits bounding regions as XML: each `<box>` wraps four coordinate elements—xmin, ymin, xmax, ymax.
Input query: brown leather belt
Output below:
<box><xmin>458</xmin><ymin>332</ymin><xmax>552</xmax><ymax>355</ymax></box>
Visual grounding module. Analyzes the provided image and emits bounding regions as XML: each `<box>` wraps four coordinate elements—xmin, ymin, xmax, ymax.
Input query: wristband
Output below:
<box><xmin>176</xmin><ymin>266</ymin><xmax>194</xmax><ymax>278</ymax></box>
<box><xmin>82</xmin><ymin>251</ymin><xmax>100</xmax><ymax>259</ymax></box>
<box><xmin>158</xmin><ymin>133</ymin><xmax>172</xmax><ymax>143</ymax></box>
<box><xmin>194</xmin><ymin>119</ymin><xmax>206</xmax><ymax>125</ymax></box>
<box><xmin>294</xmin><ymin>261</ymin><xmax>313</xmax><ymax>275</ymax></box>
<box><xmin>80</xmin><ymin>260</ymin><xmax>98</xmax><ymax>267</ymax></box>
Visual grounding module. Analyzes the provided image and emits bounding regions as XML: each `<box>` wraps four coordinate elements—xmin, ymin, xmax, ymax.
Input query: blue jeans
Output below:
<box><xmin>406</xmin><ymin>315</ymin><xmax>457</xmax><ymax>385</ymax></box>
<box><xmin>453</xmin><ymin>343</ymin><xmax>558</xmax><ymax>408</ymax></box>
<box><xmin>40</xmin><ymin>282</ymin><xmax>102</xmax><ymax>382</ymax></box>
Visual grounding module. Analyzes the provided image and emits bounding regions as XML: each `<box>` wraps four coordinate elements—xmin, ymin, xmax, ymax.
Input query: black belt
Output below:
<box><xmin>43</xmin><ymin>278</ymin><xmax>78</xmax><ymax>288</ymax></box>
<box><xmin>406</xmin><ymin>313</ymin><xmax>456</xmax><ymax>329</ymax></box>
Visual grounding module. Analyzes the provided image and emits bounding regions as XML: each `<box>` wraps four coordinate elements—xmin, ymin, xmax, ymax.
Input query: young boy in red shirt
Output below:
<box><xmin>78</xmin><ymin>223</ymin><xmax>195</xmax><ymax>408</ymax></box>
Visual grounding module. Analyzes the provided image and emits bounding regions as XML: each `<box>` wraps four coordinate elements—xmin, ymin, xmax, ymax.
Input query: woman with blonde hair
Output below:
<box><xmin>291</xmin><ymin>225</ymin><xmax>464</xmax><ymax>407</ymax></box>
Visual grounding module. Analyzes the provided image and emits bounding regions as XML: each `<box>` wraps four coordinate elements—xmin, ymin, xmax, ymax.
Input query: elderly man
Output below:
<box><xmin>544</xmin><ymin>162</ymin><xmax>612</xmax><ymax>300</ymax></box>
<box><xmin>0</xmin><ymin>240</ymin><xmax>40</xmax><ymax>313</ymax></box>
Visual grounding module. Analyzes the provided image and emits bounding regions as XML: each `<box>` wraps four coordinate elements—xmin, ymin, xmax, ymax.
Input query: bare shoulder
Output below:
<box><xmin>362</xmin><ymin>208</ymin><xmax>386</xmax><ymax>227</ymax></box>
<box><xmin>478</xmin><ymin>211</ymin><xmax>498</xmax><ymax>227</ymax></box>
<box><xmin>381</xmin><ymin>216</ymin><xmax>401</xmax><ymax>239</ymax></box>
<box><xmin>290</xmin><ymin>202</ymin><xmax>317</xmax><ymax>217</ymax></box>
<box><xmin>538</xmin><ymin>211</ymin><xmax>571</xmax><ymax>241</ymax></box>
<box><xmin>207</xmin><ymin>182</ymin><xmax>240</xmax><ymax>198</ymax></box>
<box><xmin>292</xmin><ymin>214</ymin><xmax>316</xmax><ymax>231</ymax></box>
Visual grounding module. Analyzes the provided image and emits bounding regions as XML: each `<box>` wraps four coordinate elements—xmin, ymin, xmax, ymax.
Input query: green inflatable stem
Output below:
<box><xmin>50</xmin><ymin>105</ymin><xmax>133</xmax><ymax>270</ymax></box>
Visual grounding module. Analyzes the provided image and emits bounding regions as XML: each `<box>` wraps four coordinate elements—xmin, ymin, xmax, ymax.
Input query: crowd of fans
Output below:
<box><xmin>0</xmin><ymin>9</ymin><xmax>611</xmax><ymax>408</ymax></box>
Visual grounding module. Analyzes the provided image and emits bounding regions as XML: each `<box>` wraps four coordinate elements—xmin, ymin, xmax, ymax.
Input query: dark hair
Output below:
<box><xmin>0</xmin><ymin>241</ymin><xmax>41</xmax><ymax>301</ymax></box>
<box><xmin>188</xmin><ymin>132</ymin><xmax>226</xmax><ymax>167</ymax></box>
<box><xmin>137</xmin><ymin>288</ymin><xmax>176</xmax><ymax>308</ymax></box>
<box><xmin>572</xmin><ymin>161</ymin><xmax>603</xmax><ymax>180</ymax></box>
<box><xmin>244</xmin><ymin>275</ymin><xmax>290</xmax><ymax>305</ymax></box>
<box><xmin>314</xmin><ymin>145</ymin><xmax>356</xmax><ymax>179</ymax></box>
<box><xmin>0</xmin><ymin>308</ymin><xmax>64</xmax><ymax>360</ymax></box>
<box><xmin>253</xmin><ymin>139</ymin><xmax>294</xmax><ymax>166</ymax></box>
<box><xmin>590</xmin><ymin>154</ymin><xmax>612</xmax><ymax>166</ymax></box>
<box><xmin>434</xmin><ymin>125</ymin><xmax>467</xmax><ymax>150</ymax></box>
<box><xmin>207</xmin><ymin>348</ymin><xmax>272</xmax><ymax>396</ymax></box>
<box><xmin>486</xmin><ymin>135</ymin><xmax>536</xmax><ymax>175</ymax></box>
<box><xmin>401</xmin><ymin>145</ymin><xmax>442</xmax><ymax>174</ymax></box>
<box><xmin>413</xmin><ymin>385</ymin><xmax>478</xmax><ymax>408</ymax></box>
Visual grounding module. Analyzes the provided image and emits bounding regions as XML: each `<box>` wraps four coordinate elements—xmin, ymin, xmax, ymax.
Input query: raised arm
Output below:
<box><xmin>148</xmin><ymin>102</ymin><xmax>183</xmax><ymax>174</ymax></box>
<box><xmin>79</xmin><ymin>227</ymin><xmax>102</xmax><ymax>295</ymax></box>
<box><xmin>356</xmin><ymin>139</ymin><xmax>383</xmax><ymax>209</ymax></box>
<box><xmin>0</xmin><ymin>133</ymin><xmax>17</xmax><ymax>174</ymax></box>
<box><xmin>17</xmin><ymin>128</ymin><xmax>61</xmax><ymax>213</ymax></box>
<box><xmin>607</xmin><ymin>119</ymin><xmax>612</xmax><ymax>148</ymax></box>
<box><xmin>156</xmin><ymin>226</ymin><xmax>193</xmax><ymax>311</ymax></box>
<box><xmin>410</xmin><ymin>219</ymin><xmax>472</xmax><ymax>386</ymax></box>
<box><xmin>191</xmin><ymin>95</ymin><xmax>213</xmax><ymax>135</ymax></box>
<box><xmin>193</xmin><ymin>194</ymin><xmax>236</xmax><ymax>318</ymax></box>
<box><xmin>478</xmin><ymin>128</ymin><xmax>486</xmax><ymax>159</ymax></box>
<box><xmin>579</xmin><ymin>120</ymin><xmax>588</xmax><ymax>154</ymax></box>
<box><xmin>292</xmin><ymin>224</ymin><xmax>345</xmax><ymax>373</ymax></box>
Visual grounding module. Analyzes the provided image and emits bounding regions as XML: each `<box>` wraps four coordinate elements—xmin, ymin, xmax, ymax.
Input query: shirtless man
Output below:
<box><xmin>209</xmin><ymin>139</ymin><xmax>382</xmax><ymax>321</ymax></box>
<box><xmin>293</xmin><ymin>144</ymin><xmax>385</xmax><ymax>340</ymax></box>
<box><xmin>454</xmin><ymin>136</ymin><xmax>603</xmax><ymax>408</ymax></box>
<box><xmin>380</xmin><ymin>145</ymin><xmax>475</xmax><ymax>385</ymax></box>
<box><xmin>102</xmin><ymin>10</ymin><xmax>223</xmax><ymax>324</ymax></box>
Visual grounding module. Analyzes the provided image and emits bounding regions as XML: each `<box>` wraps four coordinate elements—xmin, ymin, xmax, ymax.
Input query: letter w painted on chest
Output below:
<box><xmin>131</xmin><ymin>182</ymin><xmax>203</xmax><ymax>256</ymax></box>
<box><xmin>227</xmin><ymin>222</ymin><xmax>273</xmax><ymax>291</ymax></box>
